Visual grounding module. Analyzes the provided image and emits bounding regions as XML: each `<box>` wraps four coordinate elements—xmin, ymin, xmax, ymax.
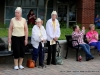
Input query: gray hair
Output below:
<box><xmin>15</xmin><ymin>7</ymin><xmax>22</xmax><ymax>13</ymax></box>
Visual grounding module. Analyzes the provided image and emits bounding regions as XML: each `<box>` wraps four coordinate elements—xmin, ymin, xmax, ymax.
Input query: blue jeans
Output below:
<box><xmin>89</xmin><ymin>41</ymin><xmax>100</xmax><ymax>52</ymax></box>
<box><xmin>79</xmin><ymin>44</ymin><xmax>94</xmax><ymax>60</ymax></box>
<box><xmin>32</xmin><ymin>43</ymin><xmax>44</xmax><ymax>65</ymax></box>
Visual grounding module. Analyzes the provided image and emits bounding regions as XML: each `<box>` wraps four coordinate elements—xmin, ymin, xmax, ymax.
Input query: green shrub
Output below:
<box><xmin>60</xmin><ymin>22</ymin><xmax>66</xmax><ymax>28</ymax></box>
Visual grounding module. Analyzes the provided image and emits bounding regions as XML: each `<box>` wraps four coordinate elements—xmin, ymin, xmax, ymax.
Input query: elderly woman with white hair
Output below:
<box><xmin>31</xmin><ymin>18</ymin><xmax>47</xmax><ymax>67</ymax></box>
<box><xmin>8</xmin><ymin>7</ymin><xmax>28</xmax><ymax>70</ymax></box>
<box><xmin>46</xmin><ymin>11</ymin><xmax>61</xmax><ymax>65</ymax></box>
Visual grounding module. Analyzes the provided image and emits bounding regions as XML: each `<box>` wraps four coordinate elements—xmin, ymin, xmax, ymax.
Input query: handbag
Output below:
<box><xmin>56</xmin><ymin>41</ymin><xmax>63</xmax><ymax>65</ymax></box>
<box><xmin>27</xmin><ymin>59</ymin><xmax>35</xmax><ymax>68</ymax></box>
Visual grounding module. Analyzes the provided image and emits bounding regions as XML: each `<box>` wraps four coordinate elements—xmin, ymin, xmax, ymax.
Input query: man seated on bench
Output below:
<box><xmin>86</xmin><ymin>24</ymin><xmax>100</xmax><ymax>55</ymax></box>
<box><xmin>72</xmin><ymin>25</ymin><xmax>94</xmax><ymax>61</ymax></box>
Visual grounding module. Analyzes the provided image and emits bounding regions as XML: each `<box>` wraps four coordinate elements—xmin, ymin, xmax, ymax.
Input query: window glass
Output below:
<box><xmin>38</xmin><ymin>0</ymin><xmax>44</xmax><ymax>7</ymax></box>
<box><xmin>38</xmin><ymin>8</ymin><xmax>45</xmax><ymax>20</ymax></box>
<box><xmin>69</xmin><ymin>1</ymin><xmax>76</xmax><ymax>21</ymax></box>
<box><xmin>22</xmin><ymin>0</ymin><xmax>37</xmax><ymax>7</ymax></box>
<box><xmin>5</xmin><ymin>7</ymin><xmax>16</xmax><ymax>19</ymax></box>
<box><xmin>5</xmin><ymin>20</ymin><xmax>10</xmax><ymax>27</ymax></box>
<box><xmin>6</xmin><ymin>0</ymin><xmax>21</xmax><ymax>6</ymax></box>
<box><xmin>95</xmin><ymin>1</ymin><xmax>100</xmax><ymax>16</ymax></box>
<box><xmin>47</xmin><ymin>8</ymin><xmax>53</xmax><ymax>20</ymax></box>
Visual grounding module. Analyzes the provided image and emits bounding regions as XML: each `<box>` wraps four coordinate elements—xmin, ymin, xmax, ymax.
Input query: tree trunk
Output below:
<box><xmin>43</xmin><ymin>0</ymin><xmax>49</xmax><ymax>26</ymax></box>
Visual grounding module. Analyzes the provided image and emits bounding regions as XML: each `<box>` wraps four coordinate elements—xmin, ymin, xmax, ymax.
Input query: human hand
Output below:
<box><xmin>42</xmin><ymin>39</ymin><xmax>46</xmax><ymax>42</ymax></box>
<box><xmin>8</xmin><ymin>38</ymin><xmax>11</xmax><ymax>44</ymax></box>
<box><xmin>53</xmin><ymin>37</ymin><xmax>58</xmax><ymax>41</ymax></box>
<box><xmin>25</xmin><ymin>39</ymin><xmax>28</xmax><ymax>46</ymax></box>
<box><xmin>82</xmin><ymin>26</ymin><xmax>85</xmax><ymax>30</ymax></box>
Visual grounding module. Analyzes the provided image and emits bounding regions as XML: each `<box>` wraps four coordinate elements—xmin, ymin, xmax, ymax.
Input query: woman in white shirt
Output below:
<box><xmin>46</xmin><ymin>11</ymin><xmax>61</xmax><ymax>65</ymax></box>
<box><xmin>31</xmin><ymin>18</ymin><xmax>47</xmax><ymax>67</ymax></box>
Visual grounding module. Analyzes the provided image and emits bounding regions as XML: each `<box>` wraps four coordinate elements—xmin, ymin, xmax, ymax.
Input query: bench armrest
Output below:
<box><xmin>72</xmin><ymin>40</ymin><xmax>80</xmax><ymax>48</ymax></box>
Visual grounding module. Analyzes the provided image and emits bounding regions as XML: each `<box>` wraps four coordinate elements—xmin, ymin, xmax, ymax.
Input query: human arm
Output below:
<box><xmin>81</xmin><ymin>26</ymin><xmax>85</xmax><ymax>35</ymax></box>
<box><xmin>24</xmin><ymin>20</ymin><xmax>28</xmax><ymax>45</ymax></box>
<box><xmin>8</xmin><ymin>19</ymin><xmax>13</xmax><ymax>43</ymax></box>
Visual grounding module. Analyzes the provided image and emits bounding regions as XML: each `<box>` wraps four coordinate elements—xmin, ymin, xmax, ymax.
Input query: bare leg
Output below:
<box><xmin>19</xmin><ymin>58</ymin><xmax>23</xmax><ymax>66</ymax></box>
<box><xmin>19</xmin><ymin>58</ymin><xmax>24</xmax><ymax>69</ymax></box>
<box><xmin>14</xmin><ymin>59</ymin><xmax>18</xmax><ymax>66</ymax></box>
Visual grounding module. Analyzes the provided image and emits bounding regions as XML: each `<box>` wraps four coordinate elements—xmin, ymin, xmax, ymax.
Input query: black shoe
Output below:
<box><xmin>86</xmin><ymin>58</ymin><xmax>91</xmax><ymax>61</ymax></box>
<box><xmin>35</xmin><ymin>64</ymin><xmax>37</xmax><ymax>67</ymax></box>
<box><xmin>90</xmin><ymin>57</ymin><xmax>94</xmax><ymax>60</ymax></box>
<box><xmin>51</xmin><ymin>62</ymin><xmax>56</xmax><ymax>65</ymax></box>
<box><xmin>39</xmin><ymin>64</ymin><xmax>44</xmax><ymax>67</ymax></box>
<box><xmin>47</xmin><ymin>63</ymin><xmax>50</xmax><ymax>65</ymax></box>
<box><xmin>52</xmin><ymin>63</ymin><xmax>56</xmax><ymax>65</ymax></box>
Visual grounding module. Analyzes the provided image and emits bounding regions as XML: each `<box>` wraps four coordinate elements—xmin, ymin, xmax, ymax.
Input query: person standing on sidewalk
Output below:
<box><xmin>8</xmin><ymin>7</ymin><xmax>28</xmax><ymax>70</ymax></box>
<box><xmin>46</xmin><ymin>11</ymin><xmax>61</xmax><ymax>65</ymax></box>
<box><xmin>31</xmin><ymin>18</ymin><xmax>47</xmax><ymax>67</ymax></box>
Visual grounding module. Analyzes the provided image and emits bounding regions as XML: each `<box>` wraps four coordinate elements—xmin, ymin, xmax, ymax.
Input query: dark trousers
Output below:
<box><xmin>47</xmin><ymin>41</ymin><xmax>56</xmax><ymax>65</ymax></box>
<box><xmin>12</xmin><ymin>36</ymin><xmax>25</xmax><ymax>59</ymax></box>
<box><xmin>32</xmin><ymin>43</ymin><xmax>44</xmax><ymax>65</ymax></box>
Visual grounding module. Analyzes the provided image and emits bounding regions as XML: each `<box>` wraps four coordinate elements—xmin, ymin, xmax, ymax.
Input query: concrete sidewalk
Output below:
<box><xmin>0</xmin><ymin>54</ymin><xmax>100</xmax><ymax>75</ymax></box>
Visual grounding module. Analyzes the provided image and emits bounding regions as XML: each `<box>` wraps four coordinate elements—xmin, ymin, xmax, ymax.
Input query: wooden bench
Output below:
<box><xmin>65</xmin><ymin>35</ymin><xmax>97</xmax><ymax>61</ymax></box>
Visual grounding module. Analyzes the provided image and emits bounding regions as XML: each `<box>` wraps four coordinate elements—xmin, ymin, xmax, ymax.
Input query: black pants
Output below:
<box><xmin>12</xmin><ymin>36</ymin><xmax>25</xmax><ymax>59</ymax></box>
<box><xmin>47</xmin><ymin>41</ymin><xmax>56</xmax><ymax>65</ymax></box>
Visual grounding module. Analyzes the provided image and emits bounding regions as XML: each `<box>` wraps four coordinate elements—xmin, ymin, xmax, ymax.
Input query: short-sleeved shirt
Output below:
<box><xmin>86</xmin><ymin>31</ymin><xmax>98</xmax><ymax>43</ymax></box>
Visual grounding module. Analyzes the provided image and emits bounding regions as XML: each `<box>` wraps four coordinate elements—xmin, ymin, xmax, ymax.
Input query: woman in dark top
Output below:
<box><xmin>27</xmin><ymin>9</ymin><xmax>36</xmax><ymax>25</ymax></box>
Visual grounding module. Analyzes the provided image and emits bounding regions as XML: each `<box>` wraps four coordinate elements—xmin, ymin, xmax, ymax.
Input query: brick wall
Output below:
<box><xmin>77</xmin><ymin>0</ymin><xmax>95</xmax><ymax>28</ymax></box>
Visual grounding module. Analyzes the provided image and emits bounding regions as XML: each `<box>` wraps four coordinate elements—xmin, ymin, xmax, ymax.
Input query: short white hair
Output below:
<box><xmin>15</xmin><ymin>7</ymin><xmax>22</xmax><ymax>13</ymax></box>
<box><xmin>51</xmin><ymin>11</ymin><xmax>57</xmax><ymax>15</ymax></box>
<box><xmin>35</xmin><ymin>18</ymin><xmax>42</xmax><ymax>22</ymax></box>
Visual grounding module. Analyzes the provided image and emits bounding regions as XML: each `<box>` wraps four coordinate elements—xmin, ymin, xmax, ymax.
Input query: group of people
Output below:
<box><xmin>8</xmin><ymin>7</ymin><xmax>100</xmax><ymax>70</ymax></box>
<box><xmin>8</xmin><ymin>7</ymin><xmax>60</xmax><ymax>70</ymax></box>
<box><xmin>72</xmin><ymin>24</ymin><xmax>100</xmax><ymax>61</ymax></box>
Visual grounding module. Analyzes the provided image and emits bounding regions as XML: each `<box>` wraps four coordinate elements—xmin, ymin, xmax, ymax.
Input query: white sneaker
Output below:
<box><xmin>14</xmin><ymin>66</ymin><xmax>19</xmax><ymax>70</ymax></box>
<box><xmin>19</xmin><ymin>65</ymin><xmax>24</xmax><ymax>69</ymax></box>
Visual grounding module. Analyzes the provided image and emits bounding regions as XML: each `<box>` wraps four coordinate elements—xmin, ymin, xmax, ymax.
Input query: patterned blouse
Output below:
<box><xmin>72</xmin><ymin>30</ymin><xmax>85</xmax><ymax>46</ymax></box>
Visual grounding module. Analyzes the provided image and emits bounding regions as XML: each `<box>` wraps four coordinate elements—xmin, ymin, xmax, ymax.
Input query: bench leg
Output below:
<box><xmin>76</xmin><ymin>49</ymin><xmax>79</xmax><ymax>61</ymax></box>
<box><xmin>65</xmin><ymin>46</ymin><xmax>69</xmax><ymax>59</ymax></box>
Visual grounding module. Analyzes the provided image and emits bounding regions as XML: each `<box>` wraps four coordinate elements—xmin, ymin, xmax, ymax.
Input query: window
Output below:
<box><xmin>22</xmin><ymin>0</ymin><xmax>37</xmax><ymax>7</ymax></box>
<box><xmin>38</xmin><ymin>8</ymin><xmax>45</xmax><ymax>20</ymax></box>
<box><xmin>5</xmin><ymin>0</ymin><xmax>53</xmax><ymax>26</ymax></box>
<box><xmin>6</xmin><ymin>0</ymin><xmax>21</xmax><ymax>6</ymax></box>
<box><xmin>38</xmin><ymin>0</ymin><xmax>44</xmax><ymax>7</ymax></box>
<box><xmin>95</xmin><ymin>0</ymin><xmax>100</xmax><ymax>16</ymax></box>
<box><xmin>69</xmin><ymin>3</ymin><xmax>76</xmax><ymax>21</ymax></box>
<box><xmin>47</xmin><ymin>8</ymin><xmax>53</xmax><ymax>20</ymax></box>
<box><xmin>5</xmin><ymin>7</ymin><xmax>15</xmax><ymax>19</ymax></box>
